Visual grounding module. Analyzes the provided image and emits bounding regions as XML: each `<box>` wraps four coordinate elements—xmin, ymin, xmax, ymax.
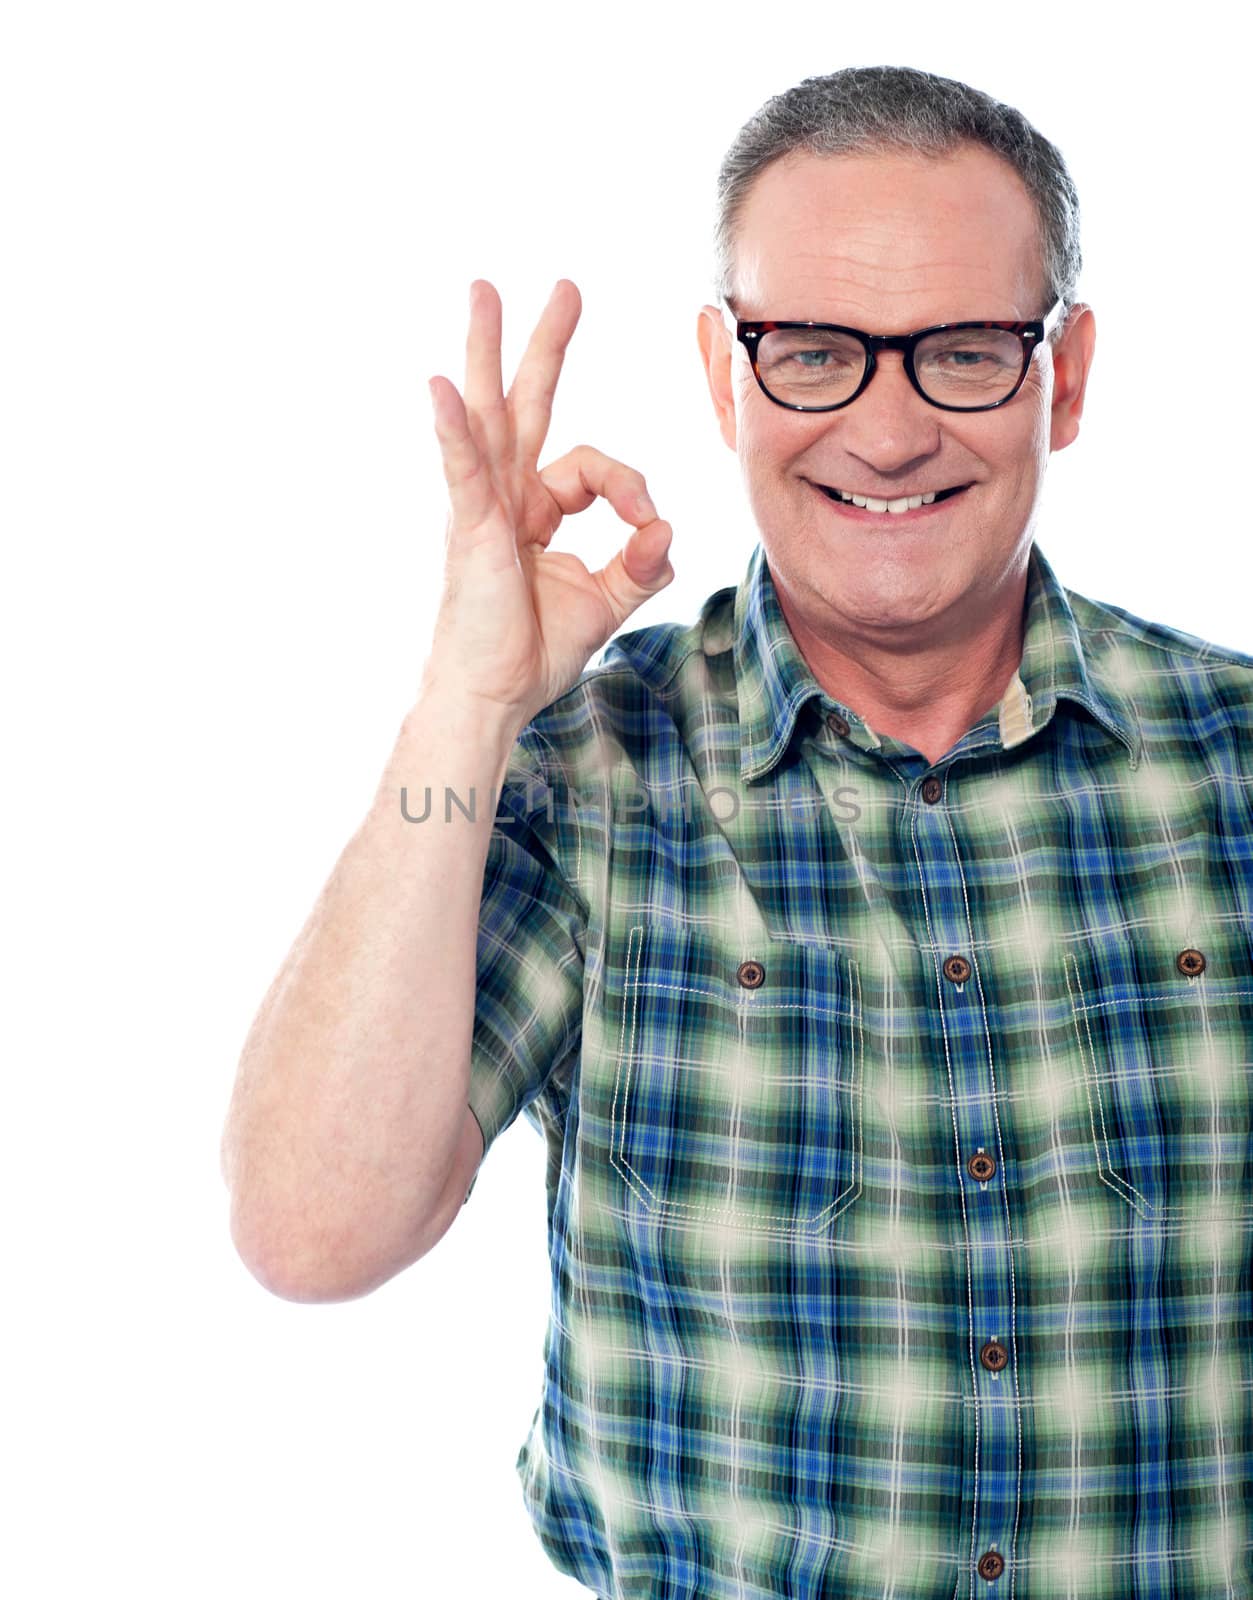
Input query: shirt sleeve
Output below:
<box><xmin>462</xmin><ymin>730</ymin><xmax>588</xmax><ymax>1203</ymax></box>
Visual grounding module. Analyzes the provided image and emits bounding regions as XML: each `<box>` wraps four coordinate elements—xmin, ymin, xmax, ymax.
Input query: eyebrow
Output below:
<box><xmin>724</xmin><ymin>303</ymin><xmax>1020</xmax><ymax>331</ymax></box>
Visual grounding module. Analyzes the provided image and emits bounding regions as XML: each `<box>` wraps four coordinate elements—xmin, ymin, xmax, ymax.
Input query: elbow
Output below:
<box><xmin>226</xmin><ymin>1202</ymin><xmax>427</xmax><ymax>1303</ymax></box>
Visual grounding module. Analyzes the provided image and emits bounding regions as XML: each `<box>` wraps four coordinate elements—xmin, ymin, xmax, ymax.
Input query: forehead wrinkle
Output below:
<box><xmin>745</xmin><ymin>264</ymin><xmax>1033</xmax><ymax>327</ymax></box>
<box><xmin>739</xmin><ymin>241</ymin><xmax>1033</xmax><ymax>324</ymax></box>
<box><xmin>747</xmin><ymin>192</ymin><xmax>1017</xmax><ymax>268</ymax></box>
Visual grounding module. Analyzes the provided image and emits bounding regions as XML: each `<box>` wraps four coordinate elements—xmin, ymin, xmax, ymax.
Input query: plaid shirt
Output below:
<box><xmin>463</xmin><ymin>539</ymin><xmax>1253</xmax><ymax>1600</ymax></box>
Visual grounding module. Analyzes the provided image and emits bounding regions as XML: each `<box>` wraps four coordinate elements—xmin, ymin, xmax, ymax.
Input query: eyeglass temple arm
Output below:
<box><xmin>1040</xmin><ymin>296</ymin><xmax>1068</xmax><ymax>338</ymax></box>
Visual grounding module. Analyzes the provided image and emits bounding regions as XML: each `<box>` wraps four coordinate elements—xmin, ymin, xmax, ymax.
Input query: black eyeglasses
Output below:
<box><xmin>720</xmin><ymin>297</ymin><xmax>1067</xmax><ymax>413</ymax></box>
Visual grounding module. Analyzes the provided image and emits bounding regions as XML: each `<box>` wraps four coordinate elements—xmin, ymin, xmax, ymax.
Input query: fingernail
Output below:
<box><xmin>636</xmin><ymin>493</ymin><xmax>658</xmax><ymax>521</ymax></box>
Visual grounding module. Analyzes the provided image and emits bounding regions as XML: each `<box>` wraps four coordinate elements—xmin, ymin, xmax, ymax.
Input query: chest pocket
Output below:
<box><xmin>608</xmin><ymin>919</ymin><xmax>863</xmax><ymax>1239</ymax></box>
<box><xmin>1062</xmin><ymin>939</ymin><xmax>1253</xmax><ymax>1223</ymax></box>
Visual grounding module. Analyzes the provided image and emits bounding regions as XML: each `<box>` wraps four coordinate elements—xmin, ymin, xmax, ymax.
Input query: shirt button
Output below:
<box><xmin>943</xmin><ymin>954</ymin><xmax>972</xmax><ymax>984</ymax></box>
<box><xmin>736</xmin><ymin>959</ymin><xmax>765</xmax><ymax>989</ymax></box>
<box><xmin>979</xmin><ymin>1337</ymin><xmax>1008</xmax><ymax>1372</ymax></box>
<box><xmin>825</xmin><ymin>710</ymin><xmax>850</xmax><ymax>737</ymax></box>
<box><xmin>977</xmin><ymin>1549</ymin><xmax>1006</xmax><ymax>1581</ymax></box>
<box><xmin>921</xmin><ymin>776</ymin><xmax>942</xmax><ymax>803</ymax></box>
<box><xmin>1176</xmin><ymin>947</ymin><xmax>1206</xmax><ymax>977</ymax></box>
<box><xmin>967</xmin><ymin>1151</ymin><xmax>996</xmax><ymax>1182</ymax></box>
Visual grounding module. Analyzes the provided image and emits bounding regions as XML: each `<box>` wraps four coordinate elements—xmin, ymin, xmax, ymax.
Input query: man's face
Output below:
<box><xmin>697</xmin><ymin>144</ymin><xmax>1095</xmax><ymax>642</ymax></box>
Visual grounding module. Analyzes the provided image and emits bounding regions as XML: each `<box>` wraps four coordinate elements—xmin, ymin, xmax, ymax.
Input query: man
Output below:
<box><xmin>222</xmin><ymin>65</ymin><xmax>1253</xmax><ymax>1599</ymax></box>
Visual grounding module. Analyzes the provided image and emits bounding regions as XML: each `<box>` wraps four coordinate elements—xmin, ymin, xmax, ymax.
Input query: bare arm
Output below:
<box><xmin>220</xmin><ymin>278</ymin><xmax>672</xmax><ymax>1303</ymax></box>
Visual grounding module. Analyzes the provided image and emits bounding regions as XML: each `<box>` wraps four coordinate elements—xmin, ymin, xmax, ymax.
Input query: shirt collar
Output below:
<box><xmin>726</xmin><ymin>540</ymin><xmax>1142</xmax><ymax>784</ymax></box>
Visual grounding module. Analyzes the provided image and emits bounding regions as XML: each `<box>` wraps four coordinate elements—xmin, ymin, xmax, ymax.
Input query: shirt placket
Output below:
<box><xmin>906</xmin><ymin>730</ymin><xmax>1020</xmax><ymax>1596</ymax></box>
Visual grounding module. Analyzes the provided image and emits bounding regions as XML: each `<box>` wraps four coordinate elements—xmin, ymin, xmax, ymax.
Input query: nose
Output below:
<box><xmin>833</xmin><ymin>349</ymin><xmax>943</xmax><ymax>470</ymax></box>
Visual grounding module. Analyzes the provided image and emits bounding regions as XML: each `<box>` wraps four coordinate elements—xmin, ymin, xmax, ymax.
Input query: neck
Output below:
<box><xmin>772</xmin><ymin>561</ymin><xmax>1030</xmax><ymax>769</ymax></box>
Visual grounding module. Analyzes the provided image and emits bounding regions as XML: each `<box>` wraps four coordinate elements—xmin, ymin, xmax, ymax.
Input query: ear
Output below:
<box><xmin>1049</xmin><ymin>303</ymin><xmax>1096</xmax><ymax>454</ymax></box>
<box><xmin>696</xmin><ymin>304</ymin><xmax>738</xmax><ymax>452</ymax></box>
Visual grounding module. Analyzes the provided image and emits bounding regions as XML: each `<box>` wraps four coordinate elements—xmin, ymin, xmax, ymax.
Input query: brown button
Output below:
<box><xmin>1176</xmin><ymin>947</ymin><xmax>1206</xmax><ymax>977</ymax></box>
<box><xmin>967</xmin><ymin>1151</ymin><xmax>996</xmax><ymax>1183</ymax></box>
<box><xmin>943</xmin><ymin>954</ymin><xmax>972</xmax><ymax>984</ymax></box>
<box><xmin>736</xmin><ymin>959</ymin><xmax>765</xmax><ymax>989</ymax></box>
<box><xmin>825</xmin><ymin>710</ymin><xmax>850</xmax><ymax>737</ymax></box>
<box><xmin>977</xmin><ymin>1549</ymin><xmax>1005</xmax><ymax>1581</ymax></box>
<box><xmin>979</xmin><ymin>1337</ymin><xmax>1008</xmax><ymax>1373</ymax></box>
<box><xmin>921</xmin><ymin>776</ymin><xmax>943</xmax><ymax>804</ymax></box>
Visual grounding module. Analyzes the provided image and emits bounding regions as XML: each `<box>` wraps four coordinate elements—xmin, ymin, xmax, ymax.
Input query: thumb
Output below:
<box><xmin>606</xmin><ymin>518</ymin><xmax>674</xmax><ymax>618</ymax></box>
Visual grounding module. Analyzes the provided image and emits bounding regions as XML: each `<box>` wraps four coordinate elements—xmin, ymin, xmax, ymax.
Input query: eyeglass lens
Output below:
<box><xmin>755</xmin><ymin>326</ymin><xmax>1027</xmax><ymax>408</ymax></box>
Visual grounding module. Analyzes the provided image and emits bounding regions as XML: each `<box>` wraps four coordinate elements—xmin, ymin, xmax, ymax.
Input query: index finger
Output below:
<box><xmin>507</xmin><ymin>279</ymin><xmax>582</xmax><ymax>467</ymax></box>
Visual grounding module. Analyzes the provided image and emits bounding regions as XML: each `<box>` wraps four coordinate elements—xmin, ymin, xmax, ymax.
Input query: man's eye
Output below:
<box><xmin>789</xmin><ymin>350</ymin><xmax>851</xmax><ymax>368</ymax></box>
<box><xmin>924</xmin><ymin>346</ymin><xmax>1014</xmax><ymax>369</ymax></box>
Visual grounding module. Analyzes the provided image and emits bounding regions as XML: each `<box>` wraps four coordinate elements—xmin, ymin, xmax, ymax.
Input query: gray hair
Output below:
<box><xmin>713</xmin><ymin>65</ymin><xmax>1081</xmax><ymax>343</ymax></box>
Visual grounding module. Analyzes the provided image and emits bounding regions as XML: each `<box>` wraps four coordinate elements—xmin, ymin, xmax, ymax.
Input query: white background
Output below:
<box><xmin>4</xmin><ymin>2</ymin><xmax>1248</xmax><ymax>1596</ymax></box>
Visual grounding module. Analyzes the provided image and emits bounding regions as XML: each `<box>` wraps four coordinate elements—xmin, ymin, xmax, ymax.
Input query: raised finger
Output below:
<box><xmin>463</xmin><ymin>279</ymin><xmax>510</xmax><ymax>481</ymax></box>
<box><xmin>428</xmin><ymin>374</ymin><xmax>500</xmax><ymax>537</ymax></box>
<box><xmin>508</xmin><ymin>279</ymin><xmax>582</xmax><ymax>467</ymax></box>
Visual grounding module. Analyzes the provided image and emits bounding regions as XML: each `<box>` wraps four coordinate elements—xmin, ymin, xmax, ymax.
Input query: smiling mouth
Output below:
<box><xmin>812</xmin><ymin>481</ymin><xmax>972</xmax><ymax>511</ymax></box>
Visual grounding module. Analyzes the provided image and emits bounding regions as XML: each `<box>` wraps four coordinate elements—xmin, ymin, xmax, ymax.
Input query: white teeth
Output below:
<box><xmin>834</xmin><ymin>487</ymin><xmax>943</xmax><ymax>514</ymax></box>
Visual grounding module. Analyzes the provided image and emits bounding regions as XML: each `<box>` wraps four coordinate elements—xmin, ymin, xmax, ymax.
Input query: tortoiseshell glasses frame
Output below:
<box><xmin>718</xmin><ymin>296</ymin><xmax>1068</xmax><ymax>413</ymax></box>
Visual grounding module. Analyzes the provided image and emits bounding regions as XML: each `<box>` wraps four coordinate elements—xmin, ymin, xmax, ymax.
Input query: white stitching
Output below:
<box><xmin>1063</xmin><ymin>952</ymin><xmax>1182</xmax><ymax>1219</ymax></box>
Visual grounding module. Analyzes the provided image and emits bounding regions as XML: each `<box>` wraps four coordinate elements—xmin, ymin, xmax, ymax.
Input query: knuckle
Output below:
<box><xmin>615</xmin><ymin>465</ymin><xmax>643</xmax><ymax>499</ymax></box>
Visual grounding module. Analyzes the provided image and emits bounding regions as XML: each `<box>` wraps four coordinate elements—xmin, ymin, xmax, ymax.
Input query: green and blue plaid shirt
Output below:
<box><xmin>464</xmin><ymin>539</ymin><xmax>1253</xmax><ymax>1600</ymax></box>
